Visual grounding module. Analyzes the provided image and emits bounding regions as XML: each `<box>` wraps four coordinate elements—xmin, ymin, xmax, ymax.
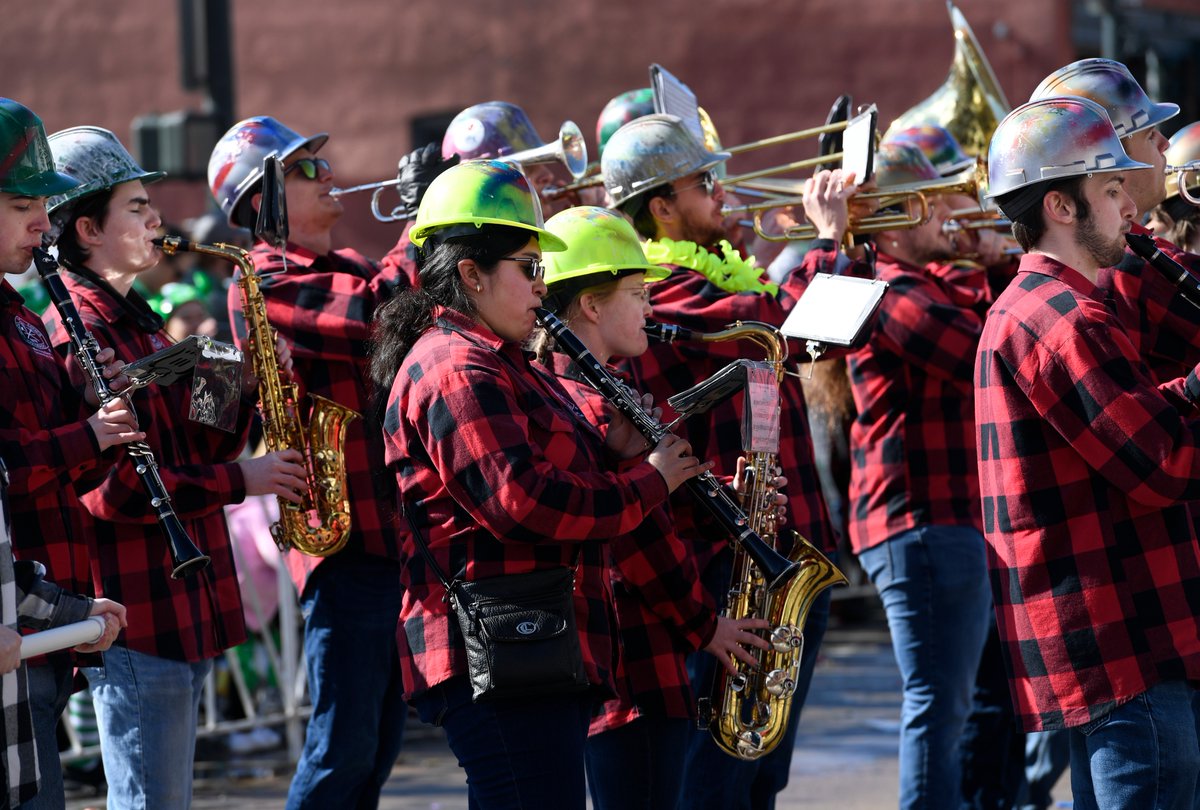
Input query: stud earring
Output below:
<box><xmin>475</xmin><ymin>284</ymin><xmax>482</xmax><ymax>292</ymax></box>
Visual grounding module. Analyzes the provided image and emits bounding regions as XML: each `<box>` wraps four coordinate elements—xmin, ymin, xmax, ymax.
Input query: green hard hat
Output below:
<box><xmin>46</xmin><ymin>126</ymin><xmax>165</xmax><ymax>217</ymax></box>
<box><xmin>410</xmin><ymin>159</ymin><xmax>567</xmax><ymax>252</ymax></box>
<box><xmin>541</xmin><ymin>206</ymin><xmax>668</xmax><ymax>314</ymax></box>
<box><xmin>0</xmin><ymin>99</ymin><xmax>79</xmax><ymax>197</ymax></box>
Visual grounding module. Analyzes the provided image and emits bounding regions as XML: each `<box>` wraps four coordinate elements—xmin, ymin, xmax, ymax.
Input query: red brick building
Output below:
<box><xmin>6</xmin><ymin>0</ymin><xmax>1198</xmax><ymax>257</ymax></box>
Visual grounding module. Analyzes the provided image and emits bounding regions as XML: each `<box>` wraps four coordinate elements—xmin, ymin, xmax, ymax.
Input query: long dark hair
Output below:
<box><xmin>368</xmin><ymin>224</ymin><xmax>532</xmax><ymax>422</ymax></box>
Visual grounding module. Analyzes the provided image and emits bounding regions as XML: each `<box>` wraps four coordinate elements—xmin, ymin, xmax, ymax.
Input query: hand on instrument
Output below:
<box><xmin>0</xmin><ymin>626</ymin><xmax>21</xmax><ymax>674</ymax></box>
<box><xmin>396</xmin><ymin>143</ymin><xmax>460</xmax><ymax>219</ymax></box>
<box><xmin>647</xmin><ymin>434</ymin><xmax>712</xmax><ymax>493</ymax></box>
<box><xmin>732</xmin><ymin>457</ymin><xmax>789</xmax><ymax>517</ymax></box>
<box><xmin>240</xmin><ymin>449</ymin><xmax>308</xmax><ymax>504</ymax></box>
<box><xmin>603</xmin><ymin>393</ymin><xmax>662</xmax><ymax>460</ymax></box>
<box><xmin>89</xmin><ymin>398</ymin><xmax>146</xmax><ymax>452</ymax></box>
<box><xmin>803</xmin><ymin>169</ymin><xmax>860</xmax><ymax>243</ymax></box>
<box><xmin>273</xmin><ymin>334</ymin><xmax>294</xmax><ymax>378</ymax></box>
<box><xmin>75</xmin><ymin>598</ymin><xmax>128</xmax><ymax>653</ymax></box>
<box><xmin>704</xmin><ymin>615</ymin><xmax>771</xmax><ymax>675</ymax></box>
<box><xmin>83</xmin><ymin>347</ymin><xmax>131</xmax><ymax>406</ymax></box>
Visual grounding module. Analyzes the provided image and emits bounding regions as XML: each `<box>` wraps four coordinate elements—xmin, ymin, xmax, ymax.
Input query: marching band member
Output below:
<box><xmin>847</xmin><ymin>142</ymin><xmax>994</xmax><ymax>810</ymax></box>
<box><xmin>207</xmin><ymin>116</ymin><xmax>419</xmax><ymax>810</ymax></box>
<box><xmin>0</xmin><ymin>99</ymin><xmax>138</xmax><ymax>810</ymax></box>
<box><xmin>533</xmin><ymin>206</ymin><xmax>770</xmax><ymax>810</ymax></box>
<box><xmin>1147</xmin><ymin>121</ymin><xmax>1200</xmax><ymax>254</ymax></box>
<box><xmin>600</xmin><ymin>113</ymin><xmax>853</xmax><ymax>810</ymax></box>
<box><xmin>978</xmin><ymin>94</ymin><xmax>1200</xmax><ymax>808</ymax></box>
<box><xmin>368</xmin><ymin>161</ymin><xmax>704</xmax><ymax>810</ymax></box>
<box><xmin>43</xmin><ymin>126</ymin><xmax>308</xmax><ymax>810</ymax></box>
<box><xmin>1030</xmin><ymin>59</ymin><xmax>1200</xmax><ymax>385</ymax></box>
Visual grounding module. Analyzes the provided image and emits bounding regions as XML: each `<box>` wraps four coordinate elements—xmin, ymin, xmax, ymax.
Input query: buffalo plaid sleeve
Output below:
<box><xmin>12</xmin><ymin>560</ymin><xmax>92</xmax><ymax>631</ymax></box>
<box><xmin>409</xmin><ymin>354</ymin><xmax>669</xmax><ymax>544</ymax></box>
<box><xmin>874</xmin><ymin>269</ymin><xmax>983</xmax><ymax>383</ymax></box>
<box><xmin>1014</xmin><ymin>315</ymin><xmax>1200</xmax><ymax>507</ymax></box>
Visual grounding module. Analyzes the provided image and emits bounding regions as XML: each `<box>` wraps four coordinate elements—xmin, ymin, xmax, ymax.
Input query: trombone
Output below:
<box><xmin>331</xmin><ymin>121</ymin><xmax>588</xmax><ymax>222</ymax></box>
<box><xmin>722</xmin><ymin>164</ymin><xmax>984</xmax><ymax>243</ymax></box>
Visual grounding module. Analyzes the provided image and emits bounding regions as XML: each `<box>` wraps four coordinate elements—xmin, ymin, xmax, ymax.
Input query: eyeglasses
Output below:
<box><xmin>284</xmin><ymin>157</ymin><xmax>331</xmax><ymax>180</ymax></box>
<box><xmin>617</xmin><ymin>285</ymin><xmax>651</xmax><ymax>303</ymax></box>
<box><xmin>669</xmin><ymin>169</ymin><xmax>717</xmax><ymax>198</ymax></box>
<box><xmin>504</xmin><ymin>255</ymin><xmax>545</xmax><ymax>282</ymax></box>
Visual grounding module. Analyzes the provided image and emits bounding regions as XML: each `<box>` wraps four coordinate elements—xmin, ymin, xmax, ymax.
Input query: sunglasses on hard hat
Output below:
<box><xmin>284</xmin><ymin>157</ymin><xmax>331</xmax><ymax>180</ymax></box>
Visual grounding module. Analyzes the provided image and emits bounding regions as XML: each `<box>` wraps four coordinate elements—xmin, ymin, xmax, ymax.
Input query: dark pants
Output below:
<box><xmin>412</xmin><ymin>675</ymin><xmax>593</xmax><ymax>810</ymax></box>
<box><xmin>286</xmin><ymin>556</ymin><xmax>407</xmax><ymax>810</ymax></box>
<box><xmin>679</xmin><ymin>548</ymin><xmax>833</xmax><ymax>810</ymax></box>
<box><xmin>585</xmin><ymin>715</ymin><xmax>690</xmax><ymax>810</ymax></box>
<box><xmin>960</xmin><ymin>618</ymin><xmax>1026</xmax><ymax>810</ymax></box>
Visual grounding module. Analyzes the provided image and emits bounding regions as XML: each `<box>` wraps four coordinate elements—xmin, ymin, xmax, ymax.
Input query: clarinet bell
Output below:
<box><xmin>163</xmin><ymin>516</ymin><xmax>211</xmax><ymax>579</ymax></box>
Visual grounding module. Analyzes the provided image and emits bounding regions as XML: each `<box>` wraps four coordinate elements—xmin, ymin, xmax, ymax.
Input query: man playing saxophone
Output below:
<box><xmin>600</xmin><ymin>113</ymin><xmax>859</xmax><ymax>810</ymax></box>
<box><xmin>207</xmin><ymin>117</ymin><xmax>451</xmax><ymax>810</ymax></box>
<box><xmin>43</xmin><ymin>126</ymin><xmax>308</xmax><ymax>810</ymax></box>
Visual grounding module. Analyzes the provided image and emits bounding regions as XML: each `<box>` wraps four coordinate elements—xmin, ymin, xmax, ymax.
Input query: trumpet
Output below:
<box><xmin>1167</xmin><ymin>161</ymin><xmax>1200</xmax><ymax>205</ymax></box>
<box><xmin>722</xmin><ymin>163</ymin><xmax>985</xmax><ymax>243</ymax></box>
<box><xmin>332</xmin><ymin>121</ymin><xmax>589</xmax><ymax>223</ymax></box>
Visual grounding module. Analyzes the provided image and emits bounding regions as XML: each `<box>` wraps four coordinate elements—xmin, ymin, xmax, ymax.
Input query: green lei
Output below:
<box><xmin>643</xmin><ymin>238</ymin><xmax>779</xmax><ymax>296</ymax></box>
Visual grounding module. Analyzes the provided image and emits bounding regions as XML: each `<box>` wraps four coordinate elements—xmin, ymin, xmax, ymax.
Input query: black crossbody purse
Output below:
<box><xmin>404</xmin><ymin>507</ymin><xmax>589</xmax><ymax>703</ymax></box>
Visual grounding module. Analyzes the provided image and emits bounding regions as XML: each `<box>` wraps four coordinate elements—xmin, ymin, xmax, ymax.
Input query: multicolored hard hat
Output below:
<box><xmin>601</xmin><ymin>114</ymin><xmax>730</xmax><ymax>209</ymax></box>
<box><xmin>541</xmin><ymin>206</ymin><xmax>669</xmax><ymax>312</ymax></box>
<box><xmin>208</xmin><ymin>116</ymin><xmax>328</xmax><ymax>227</ymax></box>
<box><xmin>596</xmin><ymin>89</ymin><xmax>655</xmax><ymax>159</ymax></box>
<box><xmin>986</xmin><ymin>96</ymin><xmax>1150</xmax><ymax>219</ymax></box>
<box><xmin>47</xmin><ymin>127</ymin><xmax>165</xmax><ymax>223</ymax></box>
<box><xmin>0</xmin><ymin>99</ymin><xmax>79</xmax><ymax>197</ymax></box>
<box><xmin>441</xmin><ymin>102</ymin><xmax>544</xmax><ymax>162</ymax></box>
<box><xmin>874</xmin><ymin>142</ymin><xmax>942</xmax><ymax>189</ymax></box>
<box><xmin>1030</xmin><ymin>59</ymin><xmax>1178</xmax><ymax>139</ymax></box>
<box><xmin>410</xmin><ymin>159</ymin><xmax>567</xmax><ymax>251</ymax></box>
<box><xmin>1164</xmin><ymin>121</ymin><xmax>1200</xmax><ymax>202</ymax></box>
<box><xmin>885</xmin><ymin>125</ymin><xmax>975</xmax><ymax>177</ymax></box>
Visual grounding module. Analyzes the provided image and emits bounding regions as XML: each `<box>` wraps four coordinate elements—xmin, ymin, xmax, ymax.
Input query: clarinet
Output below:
<box><xmin>1125</xmin><ymin>232</ymin><xmax>1200</xmax><ymax>310</ymax></box>
<box><xmin>32</xmin><ymin>248</ymin><xmax>210</xmax><ymax>579</ymax></box>
<box><xmin>536</xmin><ymin>308</ymin><xmax>799</xmax><ymax>591</ymax></box>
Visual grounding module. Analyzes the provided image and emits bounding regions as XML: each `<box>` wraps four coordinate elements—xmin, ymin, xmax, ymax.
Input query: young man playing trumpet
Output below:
<box><xmin>601</xmin><ymin>113</ymin><xmax>858</xmax><ymax>810</ymax></box>
<box><xmin>978</xmin><ymin>94</ymin><xmax>1200</xmax><ymax>809</ymax></box>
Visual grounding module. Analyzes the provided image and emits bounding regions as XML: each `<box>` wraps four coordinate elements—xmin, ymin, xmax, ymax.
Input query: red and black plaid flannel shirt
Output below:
<box><xmin>232</xmin><ymin>241</ymin><xmax>409</xmax><ymax>595</ymax></box>
<box><xmin>1096</xmin><ymin>222</ymin><xmax>1200</xmax><ymax>384</ymax></box>
<box><xmin>0</xmin><ymin>281</ymin><xmax>101</xmax><ymax>599</ymax></box>
<box><xmin>383</xmin><ymin>308</ymin><xmax>671</xmax><ymax>700</ymax></box>
<box><xmin>44</xmin><ymin>270</ymin><xmax>249</xmax><ymax>661</ymax></box>
<box><xmin>545</xmin><ymin>353</ymin><xmax>718</xmax><ymax>733</ymax></box>
<box><xmin>846</xmin><ymin>252</ymin><xmax>990</xmax><ymax>553</ymax></box>
<box><xmin>976</xmin><ymin>253</ymin><xmax>1200</xmax><ymax>732</ymax></box>
<box><xmin>617</xmin><ymin>249</ymin><xmax>840</xmax><ymax>578</ymax></box>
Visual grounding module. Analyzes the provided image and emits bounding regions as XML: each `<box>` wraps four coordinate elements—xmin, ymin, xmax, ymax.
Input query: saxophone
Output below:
<box><xmin>647</xmin><ymin>320</ymin><xmax>848</xmax><ymax>760</ymax></box>
<box><xmin>155</xmin><ymin>237</ymin><xmax>358</xmax><ymax>557</ymax></box>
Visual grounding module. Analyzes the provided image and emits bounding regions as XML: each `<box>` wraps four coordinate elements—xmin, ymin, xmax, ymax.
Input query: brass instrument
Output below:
<box><xmin>155</xmin><ymin>236</ymin><xmax>359</xmax><ymax>557</ymax></box>
<box><xmin>882</xmin><ymin>2</ymin><xmax>1011</xmax><ymax>158</ymax></box>
<box><xmin>1166</xmin><ymin>161</ymin><xmax>1200</xmax><ymax>206</ymax></box>
<box><xmin>648</xmin><ymin>320</ymin><xmax>847</xmax><ymax>760</ymax></box>
<box><xmin>335</xmin><ymin>121</ymin><xmax>588</xmax><ymax>222</ymax></box>
<box><xmin>722</xmin><ymin>163</ymin><xmax>985</xmax><ymax>243</ymax></box>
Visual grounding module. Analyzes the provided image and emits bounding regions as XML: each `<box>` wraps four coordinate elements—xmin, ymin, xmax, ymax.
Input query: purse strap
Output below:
<box><xmin>402</xmin><ymin>503</ymin><xmax>582</xmax><ymax>598</ymax></box>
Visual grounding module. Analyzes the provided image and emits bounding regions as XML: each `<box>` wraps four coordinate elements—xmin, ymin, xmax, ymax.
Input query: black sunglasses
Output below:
<box><xmin>669</xmin><ymin>169</ymin><xmax>717</xmax><ymax>198</ymax></box>
<box><xmin>284</xmin><ymin>157</ymin><xmax>331</xmax><ymax>180</ymax></box>
<box><xmin>504</xmin><ymin>255</ymin><xmax>545</xmax><ymax>282</ymax></box>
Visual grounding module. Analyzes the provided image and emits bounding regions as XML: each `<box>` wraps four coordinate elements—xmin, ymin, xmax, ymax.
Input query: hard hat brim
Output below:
<box><xmin>7</xmin><ymin>169</ymin><xmax>80</xmax><ymax>198</ymax></box>
<box><xmin>410</xmin><ymin>217</ymin><xmax>568</xmax><ymax>253</ymax></box>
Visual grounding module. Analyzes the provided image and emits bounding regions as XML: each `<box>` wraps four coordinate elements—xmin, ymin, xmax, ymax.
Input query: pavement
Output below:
<box><xmin>65</xmin><ymin>610</ymin><xmax>1074</xmax><ymax>809</ymax></box>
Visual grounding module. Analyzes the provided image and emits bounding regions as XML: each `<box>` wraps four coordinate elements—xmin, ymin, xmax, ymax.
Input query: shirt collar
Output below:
<box><xmin>1017</xmin><ymin>252</ymin><xmax>1102</xmax><ymax>301</ymax></box>
<box><xmin>432</xmin><ymin>306</ymin><xmax>509</xmax><ymax>353</ymax></box>
<box><xmin>0</xmin><ymin>279</ymin><xmax>24</xmax><ymax>308</ymax></box>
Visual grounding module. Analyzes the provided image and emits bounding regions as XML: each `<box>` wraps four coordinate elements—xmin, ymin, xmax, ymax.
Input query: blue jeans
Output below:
<box><xmin>82</xmin><ymin>647</ymin><xmax>213</xmax><ymax>810</ymax></box>
<box><xmin>678</xmin><ymin>547</ymin><xmax>833</xmax><ymax>810</ymax></box>
<box><xmin>411</xmin><ymin>675</ymin><xmax>592</xmax><ymax>810</ymax></box>
<box><xmin>586</xmin><ymin>715</ymin><xmax>690</xmax><ymax>810</ymax></box>
<box><xmin>286</xmin><ymin>556</ymin><xmax>406</xmax><ymax>810</ymax></box>
<box><xmin>959</xmin><ymin>617</ymin><xmax>1026</xmax><ymax>810</ymax></box>
<box><xmin>858</xmin><ymin>525</ymin><xmax>991</xmax><ymax>810</ymax></box>
<box><xmin>21</xmin><ymin>660</ymin><xmax>73</xmax><ymax>810</ymax></box>
<box><xmin>1068</xmin><ymin>679</ymin><xmax>1200</xmax><ymax>810</ymax></box>
<box><xmin>1016</xmin><ymin>730</ymin><xmax>1070</xmax><ymax>810</ymax></box>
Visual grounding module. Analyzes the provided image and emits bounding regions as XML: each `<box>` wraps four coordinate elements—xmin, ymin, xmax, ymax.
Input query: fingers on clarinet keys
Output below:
<box><xmin>647</xmin><ymin>434</ymin><xmax>711</xmax><ymax>493</ymax></box>
<box><xmin>89</xmin><ymin>399</ymin><xmax>146</xmax><ymax>452</ymax></box>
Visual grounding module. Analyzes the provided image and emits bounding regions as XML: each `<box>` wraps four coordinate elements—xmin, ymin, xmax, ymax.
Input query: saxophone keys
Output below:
<box><xmin>763</xmin><ymin>668</ymin><xmax>796</xmax><ymax>697</ymax></box>
<box><xmin>735</xmin><ymin>731</ymin><xmax>766</xmax><ymax>758</ymax></box>
<box><xmin>769</xmin><ymin>625</ymin><xmax>804</xmax><ymax>652</ymax></box>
